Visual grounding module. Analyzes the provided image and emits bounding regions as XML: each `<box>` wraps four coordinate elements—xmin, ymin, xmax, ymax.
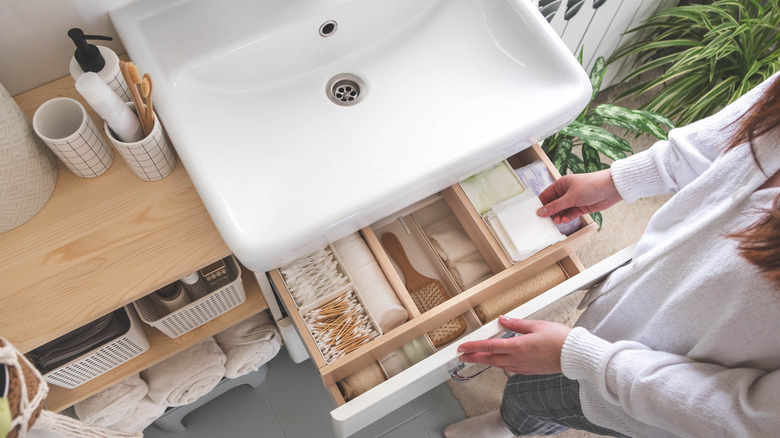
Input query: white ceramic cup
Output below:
<box><xmin>32</xmin><ymin>97</ymin><xmax>113</xmax><ymax>178</ymax></box>
<box><xmin>104</xmin><ymin>106</ymin><xmax>176</xmax><ymax>181</ymax></box>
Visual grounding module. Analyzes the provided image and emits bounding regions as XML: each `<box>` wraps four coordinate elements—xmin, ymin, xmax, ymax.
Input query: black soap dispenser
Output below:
<box><xmin>68</xmin><ymin>28</ymin><xmax>130</xmax><ymax>102</ymax></box>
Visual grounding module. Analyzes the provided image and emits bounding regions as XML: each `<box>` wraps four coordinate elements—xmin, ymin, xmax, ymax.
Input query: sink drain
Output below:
<box><xmin>326</xmin><ymin>74</ymin><xmax>366</xmax><ymax>106</ymax></box>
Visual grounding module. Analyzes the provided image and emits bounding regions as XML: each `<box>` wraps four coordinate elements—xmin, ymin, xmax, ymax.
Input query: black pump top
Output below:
<box><xmin>68</xmin><ymin>28</ymin><xmax>113</xmax><ymax>73</ymax></box>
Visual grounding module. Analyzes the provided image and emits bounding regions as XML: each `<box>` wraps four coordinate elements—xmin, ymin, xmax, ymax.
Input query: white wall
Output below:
<box><xmin>0</xmin><ymin>0</ymin><xmax>133</xmax><ymax>95</ymax></box>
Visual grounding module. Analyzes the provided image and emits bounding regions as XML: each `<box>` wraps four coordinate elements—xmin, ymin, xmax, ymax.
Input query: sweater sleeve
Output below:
<box><xmin>561</xmin><ymin>327</ymin><xmax>780</xmax><ymax>437</ymax></box>
<box><xmin>609</xmin><ymin>71</ymin><xmax>780</xmax><ymax>203</ymax></box>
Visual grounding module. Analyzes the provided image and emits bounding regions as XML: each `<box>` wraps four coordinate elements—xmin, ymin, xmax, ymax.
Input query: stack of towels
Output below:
<box><xmin>74</xmin><ymin>312</ymin><xmax>281</xmax><ymax>433</ymax></box>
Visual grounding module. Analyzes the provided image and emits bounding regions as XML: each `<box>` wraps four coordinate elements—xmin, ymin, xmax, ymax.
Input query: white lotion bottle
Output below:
<box><xmin>68</xmin><ymin>28</ymin><xmax>130</xmax><ymax>102</ymax></box>
<box><xmin>76</xmin><ymin>72</ymin><xmax>143</xmax><ymax>142</ymax></box>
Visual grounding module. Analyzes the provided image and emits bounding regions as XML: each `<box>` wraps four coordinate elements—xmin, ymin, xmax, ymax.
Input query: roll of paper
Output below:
<box><xmin>336</xmin><ymin>362</ymin><xmax>386</xmax><ymax>401</ymax></box>
<box><xmin>333</xmin><ymin>233</ymin><xmax>409</xmax><ymax>332</ymax></box>
<box><xmin>473</xmin><ymin>264</ymin><xmax>568</xmax><ymax>323</ymax></box>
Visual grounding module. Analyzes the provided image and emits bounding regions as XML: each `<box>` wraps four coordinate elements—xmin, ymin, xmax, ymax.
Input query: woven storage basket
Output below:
<box><xmin>41</xmin><ymin>306</ymin><xmax>150</xmax><ymax>389</ymax></box>
<box><xmin>133</xmin><ymin>256</ymin><xmax>246</xmax><ymax>338</ymax></box>
<box><xmin>1</xmin><ymin>338</ymin><xmax>44</xmax><ymax>438</ymax></box>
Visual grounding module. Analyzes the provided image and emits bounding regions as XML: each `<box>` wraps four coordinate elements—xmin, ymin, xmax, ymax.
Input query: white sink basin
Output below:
<box><xmin>111</xmin><ymin>0</ymin><xmax>590</xmax><ymax>272</ymax></box>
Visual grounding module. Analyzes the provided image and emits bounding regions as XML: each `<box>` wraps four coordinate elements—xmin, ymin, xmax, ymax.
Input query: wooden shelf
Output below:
<box><xmin>46</xmin><ymin>266</ymin><xmax>267</xmax><ymax>412</ymax></box>
<box><xmin>1</xmin><ymin>75</ymin><xmax>234</xmax><ymax>352</ymax></box>
<box><xmin>0</xmin><ymin>74</ymin><xmax>269</xmax><ymax>413</ymax></box>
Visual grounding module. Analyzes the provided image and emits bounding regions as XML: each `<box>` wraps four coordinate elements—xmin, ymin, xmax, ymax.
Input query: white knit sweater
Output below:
<box><xmin>560</xmin><ymin>72</ymin><xmax>780</xmax><ymax>438</ymax></box>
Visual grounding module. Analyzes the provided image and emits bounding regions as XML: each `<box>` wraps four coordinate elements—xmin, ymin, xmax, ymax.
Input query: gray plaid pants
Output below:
<box><xmin>500</xmin><ymin>373</ymin><xmax>628</xmax><ymax>437</ymax></box>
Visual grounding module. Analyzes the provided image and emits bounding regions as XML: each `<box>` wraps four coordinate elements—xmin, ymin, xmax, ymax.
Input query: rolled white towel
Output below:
<box><xmin>108</xmin><ymin>396</ymin><xmax>166</xmax><ymax>434</ymax></box>
<box><xmin>74</xmin><ymin>374</ymin><xmax>148</xmax><ymax>427</ymax></box>
<box><xmin>425</xmin><ymin>216</ymin><xmax>478</xmax><ymax>263</ymax></box>
<box><xmin>447</xmin><ymin>252</ymin><xmax>492</xmax><ymax>289</ymax></box>
<box><xmin>333</xmin><ymin>233</ymin><xmax>409</xmax><ymax>332</ymax></box>
<box><xmin>214</xmin><ymin>313</ymin><xmax>282</xmax><ymax>378</ymax></box>
<box><xmin>141</xmin><ymin>337</ymin><xmax>226</xmax><ymax>407</ymax></box>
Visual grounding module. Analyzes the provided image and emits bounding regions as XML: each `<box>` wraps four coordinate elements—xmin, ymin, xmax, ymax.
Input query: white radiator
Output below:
<box><xmin>536</xmin><ymin>0</ymin><xmax>677</xmax><ymax>89</ymax></box>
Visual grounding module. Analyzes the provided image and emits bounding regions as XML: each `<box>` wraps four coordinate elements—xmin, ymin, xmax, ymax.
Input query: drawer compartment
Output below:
<box><xmin>268</xmin><ymin>143</ymin><xmax>597</xmax><ymax>412</ymax></box>
<box><xmin>448</xmin><ymin>144</ymin><xmax>595</xmax><ymax>267</ymax></box>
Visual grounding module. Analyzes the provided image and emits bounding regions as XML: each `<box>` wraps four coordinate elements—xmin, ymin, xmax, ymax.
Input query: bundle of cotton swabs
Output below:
<box><xmin>304</xmin><ymin>290</ymin><xmax>379</xmax><ymax>363</ymax></box>
<box><xmin>281</xmin><ymin>246</ymin><xmax>348</xmax><ymax>306</ymax></box>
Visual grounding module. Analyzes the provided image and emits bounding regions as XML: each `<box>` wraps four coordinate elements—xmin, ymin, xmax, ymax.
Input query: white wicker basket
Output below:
<box><xmin>133</xmin><ymin>256</ymin><xmax>246</xmax><ymax>338</ymax></box>
<box><xmin>42</xmin><ymin>306</ymin><xmax>150</xmax><ymax>389</ymax></box>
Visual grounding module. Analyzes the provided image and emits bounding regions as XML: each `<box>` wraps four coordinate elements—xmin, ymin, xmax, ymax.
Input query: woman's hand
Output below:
<box><xmin>537</xmin><ymin>169</ymin><xmax>622</xmax><ymax>225</ymax></box>
<box><xmin>457</xmin><ymin>317</ymin><xmax>571</xmax><ymax>375</ymax></box>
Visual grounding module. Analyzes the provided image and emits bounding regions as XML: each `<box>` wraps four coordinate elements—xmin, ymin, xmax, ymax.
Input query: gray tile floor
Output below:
<box><xmin>143</xmin><ymin>348</ymin><xmax>466</xmax><ymax>438</ymax></box>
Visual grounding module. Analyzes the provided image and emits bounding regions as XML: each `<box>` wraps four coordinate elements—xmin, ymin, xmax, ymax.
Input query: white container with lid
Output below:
<box><xmin>67</xmin><ymin>28</ymin><xmax>130</xmax><ymax>102</ymax></box>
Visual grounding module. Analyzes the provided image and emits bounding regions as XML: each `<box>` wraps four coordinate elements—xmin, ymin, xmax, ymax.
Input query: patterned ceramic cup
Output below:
<box><xmin>32</xmin><ymin>97</ymin><xmax>113</xmax><ymax>178</ymax></box>
<box><xmin>104</xmin><ymin>106</ymin><xmax>176</xmax><ymax>181</ymax></box>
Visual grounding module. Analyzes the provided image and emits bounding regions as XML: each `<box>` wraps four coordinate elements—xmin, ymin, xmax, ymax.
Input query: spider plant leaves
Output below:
<box><xmin>633</xmin><ymin>110</ymin><xmax>675</xmax><ymax>130</ymax></box>
<box><xmin>559</xmin><ymin>121</ymin><xmax>630</xmax><ymax>160</ymax></box>
<box><xmin>612</xmin><ymin>0</ymin><xmax>780</xmax><ymax>125</ymax></box>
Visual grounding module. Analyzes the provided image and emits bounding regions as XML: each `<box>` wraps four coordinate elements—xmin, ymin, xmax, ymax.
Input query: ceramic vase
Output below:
<box><xmin>0</xmin><ymin>81</ymin><xmax>58</xmax><ymax>233</ymax></box>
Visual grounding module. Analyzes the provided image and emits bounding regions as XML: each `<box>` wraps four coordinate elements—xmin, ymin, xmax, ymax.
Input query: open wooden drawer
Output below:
<box><xmin>268</xmin><ymin>144</ymin><xmax>628</xmax><ymax>437</ymax></box>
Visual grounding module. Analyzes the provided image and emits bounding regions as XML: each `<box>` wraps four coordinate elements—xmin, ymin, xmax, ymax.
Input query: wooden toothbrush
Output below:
<box><xmin>141</xmin><ymin>73</ymin><xmax>154</xmax><ymax>132</ymax></box>
<box><xmin>119</xmin><ymin>61</ymin><xmax>150</xmax><ymax>136</ymax></box>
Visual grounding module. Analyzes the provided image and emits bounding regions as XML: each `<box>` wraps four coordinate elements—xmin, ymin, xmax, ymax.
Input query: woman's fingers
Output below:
<box><xmin>456</xmin><ymin>318</ymin><xmax>571</xmax><ymax>375</ymax></box>
<box><xmin>457</xmin><ymin>337</ymin><xmax>520</xmax><ymax>355</ymax></box>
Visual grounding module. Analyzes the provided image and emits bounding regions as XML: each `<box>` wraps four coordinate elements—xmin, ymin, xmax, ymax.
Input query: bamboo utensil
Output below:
<box><xmin>381</xmin><ymin>233</ymin><xmax>466</xmax><ymax>347</ymax></box>
<box><xmin>141</xmin><ymin>73</ymin><xmax>154</xmax><ymax>133</ymax></box>
<box><xmin>118</xmin><ymin>61</ymin><xmax>151</xmax><ymax>137</ymax></box>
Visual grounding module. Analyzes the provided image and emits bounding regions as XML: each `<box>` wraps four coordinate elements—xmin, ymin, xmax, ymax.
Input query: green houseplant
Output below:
<box><xmin>541</xmin><ymin>53</ymin><xmax>674</xmax><ymax>228</ymax></box>
<box><xmin>611</xmin><ymin>0</ymin><xmax>780</xmax><ymax>125</ymax></box>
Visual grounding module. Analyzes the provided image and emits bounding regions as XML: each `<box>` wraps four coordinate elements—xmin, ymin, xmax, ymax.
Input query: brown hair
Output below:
<box><xmin>727</xmin><ymin>74</ymin><xmax>780</xmax><ymax>287</ymax></box>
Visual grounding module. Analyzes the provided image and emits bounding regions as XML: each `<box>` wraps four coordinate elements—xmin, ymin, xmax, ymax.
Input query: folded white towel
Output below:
<box><xmin>141</xmin><ymin>337</ymin><xmax>226</xmax><ymax>407</ymax></box>
<box><xmin>74</xmin><ymin>374</ymin><xmax>148</xmax><ymax>427</ymax></box>
<box><xmin>447</xmin><ymin>252</ymin><xmax>491</xmax><ymax>289</ymax></box>
<box><xmin>425</xmin><ymin>216</ymin><xmax>479</xmax><ymax>263</ymax></box>
<box><xmin>108</xmin><ymin>396</ymin><xmax>166</xmax><ymax>434</ymax></box>
<box><xmin>214</xmin><ymin>313</ymin><xmax>282</xmax><ymax>378</ymax></box>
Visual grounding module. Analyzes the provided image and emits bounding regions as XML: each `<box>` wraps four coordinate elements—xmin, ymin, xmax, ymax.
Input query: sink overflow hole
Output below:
<box><xmin>319</xmin><ymin>20</ymin><xmax>337</xmax><ymax>37</ymax></box>
<box><xmin>326</xmin><ymin>74</ymin><xmax>366</xmax><ymax>106</ymax></box>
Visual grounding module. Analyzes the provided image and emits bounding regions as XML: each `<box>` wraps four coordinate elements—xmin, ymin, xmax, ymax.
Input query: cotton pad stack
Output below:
<box><xmin>333</xmin><ymin>233</ymin><xmax>409</xmax><ymax>332</ymax></box>
<box><xmin>473</xmin><ymin>264</ymin><xmax>568</xmax><ymax>323</ymax></box>
<box><xmin>485</xmin><ymin>191</ymin><xmax>566</xmax><ymax>262</ymax></box>
<box><xmin>280</xmin><ymin>246</ymin><xmax>349</xmax><ymax>307</ymax></box>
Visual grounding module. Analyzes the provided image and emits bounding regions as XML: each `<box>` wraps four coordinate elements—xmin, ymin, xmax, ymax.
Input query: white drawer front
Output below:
<box><xmin>329</xmin><ymin>244</ymin><xmax>635</xmax><ymax>437</ymax></box>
